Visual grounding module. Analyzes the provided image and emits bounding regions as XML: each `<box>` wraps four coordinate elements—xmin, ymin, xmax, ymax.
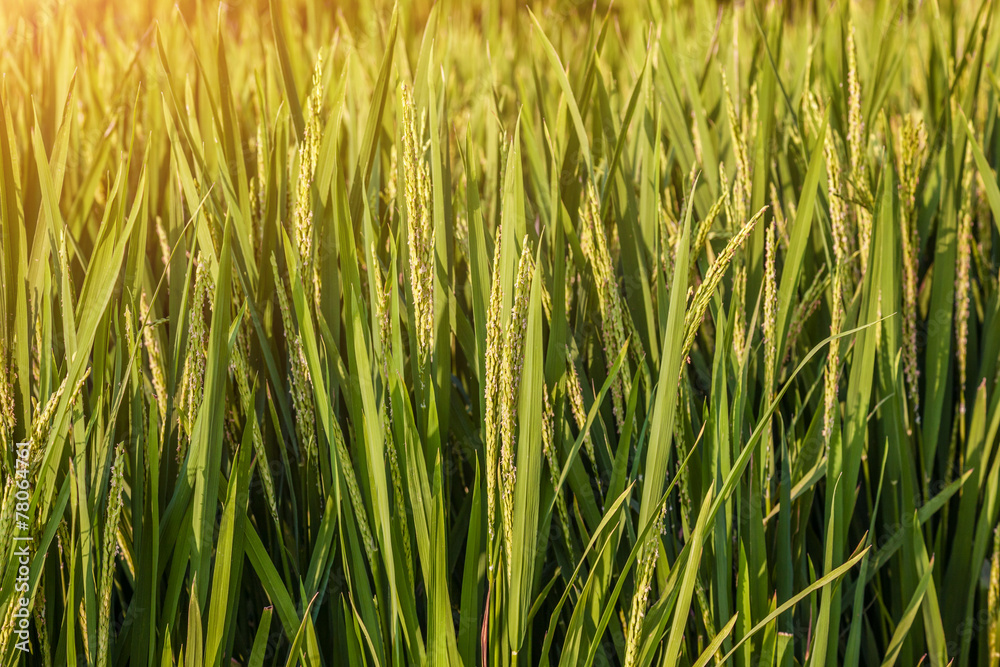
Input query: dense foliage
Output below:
<box><xmin>1</xmin><ymin>0</ymin><xmax>1000</xmax><ymax>665</ymax></box>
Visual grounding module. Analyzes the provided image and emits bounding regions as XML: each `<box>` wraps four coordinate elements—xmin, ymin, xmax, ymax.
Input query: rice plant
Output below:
<box><xmin>1</xmin><ymin>0</ymin><xmax>1000</xmax><ymax>665</ymax></box>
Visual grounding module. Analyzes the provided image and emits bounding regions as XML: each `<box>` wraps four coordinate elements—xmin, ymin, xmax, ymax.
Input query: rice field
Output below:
<box><xmin>1</xmin><ymin>0</ymin><xmax>1000</xmax><ymax>664</ymax></box>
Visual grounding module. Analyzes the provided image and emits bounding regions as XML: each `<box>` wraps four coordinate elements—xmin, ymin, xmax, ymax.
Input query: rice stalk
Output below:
<box><xmin>499</xmin><ymin>238</ymin><xmax>533</xmax><ymax>576</ymax></box>
<box><xmin>401</xmin><ymin>83</ymin><xmax>434</xmax><ymax>367</ymax></box>
<box><xmin>97</xmin><ymin>445</ymin><xmax>126</xmax><ymax>667</ymax></box>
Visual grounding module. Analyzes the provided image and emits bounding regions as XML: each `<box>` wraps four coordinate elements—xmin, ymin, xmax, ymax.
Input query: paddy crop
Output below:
<box><xmin>1</xmin><ymin>0</ymin><xmax>1000</xmax><ymax>665</ymax></box>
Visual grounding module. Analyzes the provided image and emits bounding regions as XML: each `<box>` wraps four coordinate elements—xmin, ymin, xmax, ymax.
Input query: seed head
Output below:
<box><xmin>763</xmin><ymin>220</ymin><xmax>778</xmax><ymax>404</ymax></box>
<box><xmin>178</xmin><ymin>255</ymin><xmax>212</xmax><ymax>449</ymax></box>
<box><xmin>295</xmin><ymin>53</ymin><xmax>324</xmax><ymax>281</ymax></box>
<box><xmin>722</xmin><ymin>70</ymin><xmax>749</xmax><ymax>225</ymax></box>
<box><xmin>682</xmin><ymin>207</ymin><xmax>768</xmax><ymax>365</ymax></box>
<box><xmin>0</xmin><ymin>340</ymin><xmax>14</xmax><ymax>449</ymax></box>
<box><xmin>372</xmin><ymin>249</ymin><xmax>392</xmax><ymax>379</ymax></box>
<box><xmin>97</xmin><ymin>445</ymin><xmax>126</xmax><ymax>667</ymax></box>
<box><xmin>30</xmin><ymin>367</ymin><xmax>89</xmax><ymax>468</ymax></box>
<box><xmin>230</xmin><ymin>331</ymin><xmax>279</xmax><ymax>524</ymax></box>
<box><xmin>499</xmin><ymin>239</ymin><xmax>534</xmax><ymax>575</ymax></box>
<box><xmin>565</xmin><ymin>347</ymin><xmax>595</xmax><ymax>465</ymax></box>
<box><xmin>823</xmin><ymin>266</ymin><xmax>845</xmax><ymax>440</ymax></box>
<box><xmin>896</xmin><ymin>113</ymin><xmax>926</xmax><ymax>421</ymax></box>
<box><xmin>955</xmin><ymin>145</ymin><xmax>975</xmax><ymax>415</ymax></box>
<box><xmin>580</xmin><ymin>183</ymin><xmax>630</xmax><ymax>429</ymax></box>
<box><xmin>484</xmin><ymin>222</ymin><xmax>505</xmax><ymax>560</ymax></box>
<box><xmin>271</xmin><ymin>256</ymin><xmax>318</xmax><ymax>466</ymax></box>
<box><xmin>769</xmin><ymin>182</ymin><xmax>788</xmax><ymax>248</ymax></box>
<box><xmin>783</xmin><ymin>270</ymin><xmax>827</xmax><ymax>367</ymax></box>
<box><xmin>720</xmin><ymin>163</ymin><xmax>733</xmax><ymax>231</ymax></box>
<box><xmin>0</xmin><ymin>485</ymin><xmax>14</xmax><ymax>566</ymax></box>
<box><xmin>541</xmin><ymin>384</ymin><xmax>572</xmax><ymax>547</ymax></box>
<box><xmin>846</xmin><ymin>21</ymin><xmax>873</xmax><ymax>275</ymax></box>
<box><xmin>154</xmin><ymin>215</ymin><xmax>171</xmax><ymax>276</ymax></box>
<box><xmin>401</xmin><ymin>84</ymin><xmax>435</xmax><ymax>366</ymax></box>
<box><xmin>255</xmin><ymin>120</ymin><xmax>267</xmax><ymax>246</ymax></box>
<box><xmin>385</xmin><ymin>143</ymin><xmax>398</xmax><ymax>219</ymax></box>
<box><xmin>384</xmin><ymin>409</ymin><xmax>412</xmax><ymax>586</ymax></box>
<box><xmin>140</xmin><ymin>292</ymin><xmax>168</xmax><ymax>424</ymax></box>
<box><xmin>846</xmin><ymin>22</ymin><xmax>865</xmax><ymax>177</ymax></box>
<box><xmin>33</xmin><ymin>586</ymin><xmax>51</xmax><ymax>667</ymax></box>
<box><xmin>825</xmin><ymin>128</ymin><xmax>853</xmax><ymax>271</ymax></box>
<box><xmin>331</xmin><ymin>417</ymin><xmax>378</xmax><ymax>559</ymax></box>
<box><xmin>689</xmin><ymin>194</ymin><xmax>726</xmax><ymax>283</ymax></box>
<box><xmin>624</xmin><ymin>512</ymin><xmax>664</xmax><ymax>667</ymax></box>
